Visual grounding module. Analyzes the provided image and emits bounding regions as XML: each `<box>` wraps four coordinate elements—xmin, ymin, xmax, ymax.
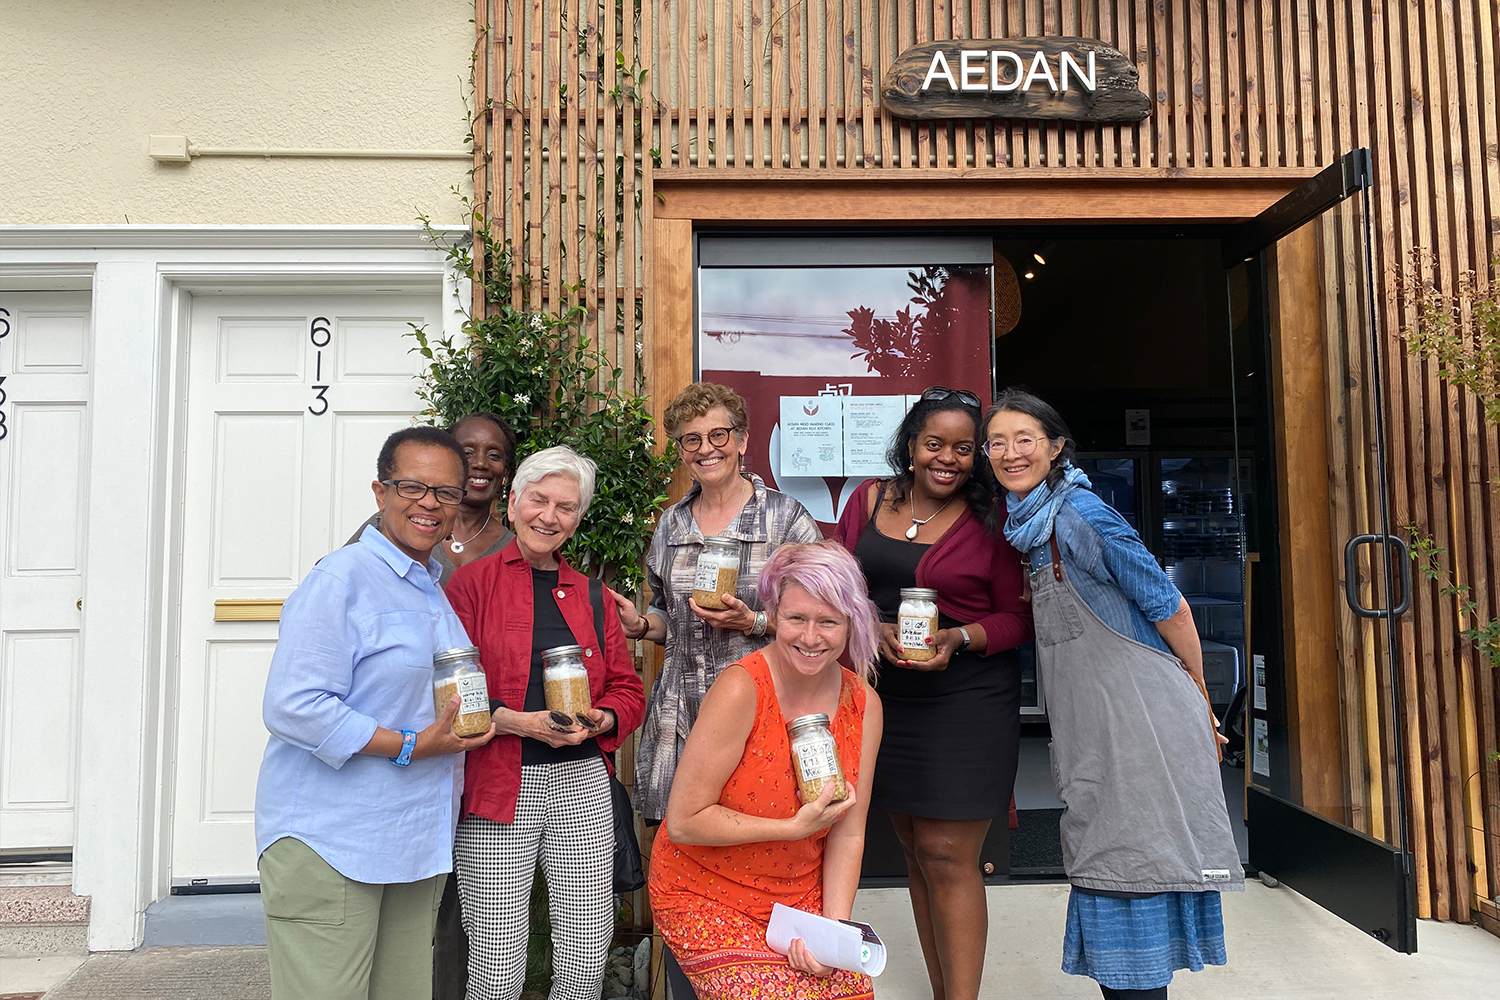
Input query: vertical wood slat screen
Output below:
<box><xmin>474</xmin><ymin>0</ymin><xmax>1500</xmax><ymax>924</ymax></box>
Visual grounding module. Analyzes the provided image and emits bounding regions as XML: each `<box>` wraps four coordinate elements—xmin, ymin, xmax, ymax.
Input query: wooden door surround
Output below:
<box><xmin>646</xmin><ymin>168</ymin><xmax>1342</xmax><ymax>816</ymax></box>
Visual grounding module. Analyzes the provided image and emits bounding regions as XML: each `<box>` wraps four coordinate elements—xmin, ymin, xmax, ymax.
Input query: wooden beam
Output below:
<box><xmin>650</xmin><ymin>216</ymin><xmax>695</xmax><ymax>505</ymax></box>
<box><xmin>1267</xmin><ymin>220</ymin><xmax>1344</xmax><ymax>822</ymax></box>
<box><xmin>653</xmin><ymin>169</ymin><xmax>1316</xmax><ymax>222</ymax></box>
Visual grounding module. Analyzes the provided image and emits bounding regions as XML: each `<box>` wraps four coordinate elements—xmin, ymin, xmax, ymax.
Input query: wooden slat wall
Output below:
<box><xmin>475</xmin><ymin>0</ymin><xmax>1500</xmax><ymax>924</ymax></box>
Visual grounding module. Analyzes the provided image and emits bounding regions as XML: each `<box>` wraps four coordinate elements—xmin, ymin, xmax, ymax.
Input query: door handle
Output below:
<box><xmin>1343</xmin><ymin>534</ymin><xmax>1411</xmax><ymax>619</ymax></box>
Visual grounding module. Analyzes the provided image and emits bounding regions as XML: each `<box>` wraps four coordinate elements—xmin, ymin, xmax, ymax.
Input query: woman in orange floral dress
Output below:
<box><xmin>649</xmin><ymin>541</ymin><xmax>884</xmax><ymax>1000</ymax></box>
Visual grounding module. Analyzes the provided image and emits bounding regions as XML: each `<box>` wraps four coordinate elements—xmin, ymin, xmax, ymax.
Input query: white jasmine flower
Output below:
<box><xmin>514</xmin><ymin>393</ymin><xmax>531</xmax><ymax>405</ymax></box>
<box><xmin>621</xmin><ymin>512</ymin><xmax>635</xmax><ymax>524</ymax></box>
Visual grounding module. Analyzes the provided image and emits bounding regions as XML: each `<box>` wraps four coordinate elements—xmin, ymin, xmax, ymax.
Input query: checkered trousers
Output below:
<box><xmin>455</xmin><ymin>756</ymin><xmax>615</xmax><ymax>1000</ymax></box>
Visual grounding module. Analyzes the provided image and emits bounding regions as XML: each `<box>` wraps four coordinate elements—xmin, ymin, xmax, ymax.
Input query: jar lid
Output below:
<box><xmin>433</xmin><ymin>646</ymin><xmax>481</xmax><ymax>667</ymax></box>
<box><xmin>786</xmin><ymin>713</ymin><xmax>832</xmax><ymax>738</ymax></box>
<box><xmin>898</xmin><ymin>588</ymin><xmax>939</xmax><ymax>601</ymax></box>
<box><xmin>702</xmin><ymin>535</ymin><xmax>740</xmax><ymax>552</ymax></box>
<box><xmin>541</xmin><ymin>644</ymin><xmax>585</xmax><ymax>661</ymax></box>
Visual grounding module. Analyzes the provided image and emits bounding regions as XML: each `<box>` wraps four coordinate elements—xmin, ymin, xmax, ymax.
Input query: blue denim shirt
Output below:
<box><xmin>1023</xmin><ymin>490</ymin><xmax>1182</xmax><ymax>654</ymax></box>
<box><xmin>254</xmin><ymin>526</ymin><xmax>471</xmax><ymax>884</ymax></box>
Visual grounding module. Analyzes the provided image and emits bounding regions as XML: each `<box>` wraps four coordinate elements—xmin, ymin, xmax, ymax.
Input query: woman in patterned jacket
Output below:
<box><xmin>610</xmin><ymin>382</ymin><xmax>820</xmax><ymax>996</ymax></box>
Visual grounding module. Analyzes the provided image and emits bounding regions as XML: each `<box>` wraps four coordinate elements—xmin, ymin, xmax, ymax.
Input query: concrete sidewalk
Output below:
<box><xmin>17</xmin><ymin>882</ymin><xmax>1500</xmax><ymax>999</ymax></box>
<box><xmin>853</xmin><ymin>882</ymin><xmax>1500</xmax><ymax>999</ymax></box>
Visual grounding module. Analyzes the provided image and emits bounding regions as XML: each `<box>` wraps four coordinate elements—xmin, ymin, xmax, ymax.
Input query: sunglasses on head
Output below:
<box><xmin>920</xmin><ymin>386</ymin><xmax>983</xmax><ymax>410</ymax></box>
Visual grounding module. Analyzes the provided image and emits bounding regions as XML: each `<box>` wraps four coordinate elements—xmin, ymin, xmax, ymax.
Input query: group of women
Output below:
<box><xmin>419</xmin><ymin>380</ymin><xmax>1238</xmax><ymax>1000</ymax></box>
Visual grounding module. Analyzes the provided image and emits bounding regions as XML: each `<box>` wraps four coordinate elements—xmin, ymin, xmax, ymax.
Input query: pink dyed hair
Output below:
<box><xmin>757</xmin><ymin>541</ymin><xmax>881</xmax><ymax>681</ymax></box>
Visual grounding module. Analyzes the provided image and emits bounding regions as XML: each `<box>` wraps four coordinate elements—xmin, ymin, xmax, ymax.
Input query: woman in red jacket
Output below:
<box><xmin>832</xmin><ymin>388</ymin><xmax>1033</xmax><ymax>1000</ymax></box>
<box><xmin>446</xmin><ymin>445</ymin><xmax>646</xmax><ymax>1000</ymax></box>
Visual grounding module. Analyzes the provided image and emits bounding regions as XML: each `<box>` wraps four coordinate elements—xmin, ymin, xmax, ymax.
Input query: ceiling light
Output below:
<box><xmin>1031</xmin><ymin>240</ymin><xmax>1056</xmax><ymax>266</ymax></box>
<box><xmin>1023</xmin><ymin>271</ymin><xmax>1035</xmax><ymax>279</ymax></box>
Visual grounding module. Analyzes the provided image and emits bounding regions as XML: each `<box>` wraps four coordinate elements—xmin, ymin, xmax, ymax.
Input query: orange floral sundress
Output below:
<box><xmin>648</xmin><ymin>651</ymin><xmax>872</xmax><ymax>1000</ymax></box>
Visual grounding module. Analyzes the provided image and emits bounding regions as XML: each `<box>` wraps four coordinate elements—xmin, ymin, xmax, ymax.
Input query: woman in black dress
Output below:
<box><xmin>832</xmin><ymin>388</ymin><xmax>1033</xmax><ymax>1000</ymax></box>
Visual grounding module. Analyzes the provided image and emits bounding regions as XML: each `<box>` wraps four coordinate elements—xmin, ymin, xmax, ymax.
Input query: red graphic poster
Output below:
<box><xmin>698</xmin><ymin>264</ymin><xmax>993</xmax><ymax>529</ymax></box>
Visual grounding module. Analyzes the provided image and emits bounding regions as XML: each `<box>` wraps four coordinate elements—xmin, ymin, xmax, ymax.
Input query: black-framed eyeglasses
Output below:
<box><xmin>921</xmin><ymin>386</ymin><xmax>983</xmax><ymax>410</ymax></box>
<box><xmin>380</xmin><ymin>479</ymin><xmax>468</xmax><ymax>505</ymax></box>
<box><xmin>675</xmin><ymin>426</ymin><xmax>737</xmax><ymax>452</ymax></box>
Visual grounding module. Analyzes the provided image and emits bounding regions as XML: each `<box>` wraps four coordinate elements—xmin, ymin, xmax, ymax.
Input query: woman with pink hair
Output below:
<box><xmin>648</xmin><ymin>541</ymin><xmax>884</xmax><ymax>1000</ymax></box>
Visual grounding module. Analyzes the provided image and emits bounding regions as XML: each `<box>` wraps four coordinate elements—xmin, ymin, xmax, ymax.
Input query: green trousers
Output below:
<box><xmin>260</xmin><ymin>836</ymin><xmax>447</xmax><ymax>1000</ymax></box>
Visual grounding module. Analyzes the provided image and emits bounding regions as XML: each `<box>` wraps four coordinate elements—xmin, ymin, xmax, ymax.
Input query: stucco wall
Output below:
<box><xmin>2</xmin><ymin>0</ymin><xmax>473</xmax><ymax>225</ymax></box>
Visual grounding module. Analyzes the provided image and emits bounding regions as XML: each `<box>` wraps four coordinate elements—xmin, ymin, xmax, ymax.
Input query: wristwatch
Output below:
<box><xmin>390</xmin><ymin>729</ymin><xmax>417</xmax><ymax>766</ymax></box>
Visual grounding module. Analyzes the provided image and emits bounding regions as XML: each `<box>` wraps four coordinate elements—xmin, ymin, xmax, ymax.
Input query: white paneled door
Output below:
<box><xmin>173</xmin><ymin>294</ymin><xmax>439</xmax><ymax>881</ymax></box>
<box><xmin>0</xmin><ymin>292</ymin><xmax>92</xmax><ymax>852</ymax></box>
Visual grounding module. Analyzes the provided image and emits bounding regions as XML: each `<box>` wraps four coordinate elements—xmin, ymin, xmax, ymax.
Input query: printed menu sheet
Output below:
<box><xmin>779</xmin><ymin>396</ymin><xmax>844</xmax><ymax>477</ymax></box>
<box><xmin>842</xmin><ymin>396</ymin><xmax>910</xmax><ymax>477</ymax></box>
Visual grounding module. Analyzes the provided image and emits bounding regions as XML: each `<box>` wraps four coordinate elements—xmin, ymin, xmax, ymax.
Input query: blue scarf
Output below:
<box><xmin>1003</xmin><ymin>465</ymin><xmax>1092</xmax><ymax>554</ymax></box>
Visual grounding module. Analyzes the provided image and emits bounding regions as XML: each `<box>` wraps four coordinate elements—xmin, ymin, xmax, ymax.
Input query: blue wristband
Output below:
<box><xmin>390</xmin><ymin>729</ymin><xmax>417</xmax><ymax>766</ymax></box>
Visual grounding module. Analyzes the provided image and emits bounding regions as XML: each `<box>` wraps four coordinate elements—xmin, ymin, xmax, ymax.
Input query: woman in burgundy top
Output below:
<box><xmin>832</xmin><ymin>388</ymin><xmax>1033</xmax><ymax>1000</ymax></box>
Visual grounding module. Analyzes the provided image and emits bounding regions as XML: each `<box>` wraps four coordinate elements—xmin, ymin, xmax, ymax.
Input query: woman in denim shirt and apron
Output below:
<box><xmin>983</xmin><ymin>389</ymin><xmax>1241</xmax><ymax>1000</ymax></box>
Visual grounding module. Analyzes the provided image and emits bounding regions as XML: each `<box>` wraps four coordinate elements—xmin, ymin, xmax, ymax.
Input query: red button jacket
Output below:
<box><xmin>446</xmin><ymin>540</ymin><xmax>646</xmax><ymax>824</ymax></box>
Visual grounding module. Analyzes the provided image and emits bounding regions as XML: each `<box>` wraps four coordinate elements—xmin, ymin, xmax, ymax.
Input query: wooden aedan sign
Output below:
<box><xmin>882</xmin><ymin>36</ymin><xmax>1150</xmax><ymax>122</ymax></box>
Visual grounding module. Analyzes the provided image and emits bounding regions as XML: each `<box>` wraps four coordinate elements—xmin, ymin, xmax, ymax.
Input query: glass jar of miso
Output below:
<box><xmin>897</xmin><ymin>588</ymin><xmax>940</xmax><ymax>661</ymax></box>
<box><xmin>786</xmin><ymin>713</ymin><xmax>848</xmax><ymax>804</ymax></box>
<box><xmin>692</xmin><ymin>536</ymin><xmax>742</xmax><ymax>610</ymax></box>
<box><xmin>541</xmin><ymin>644</ymin><xmax>593</xmax><ymax>717</ymax></box>
<box><xmin>432</xmin><ymin>646</ymin><xmax>492</xmax><ymax>737</ymax></box>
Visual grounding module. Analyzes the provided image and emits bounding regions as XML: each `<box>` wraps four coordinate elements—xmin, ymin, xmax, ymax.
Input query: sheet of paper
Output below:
<box><xmin>765</xmin><ymin>903</ymin><xmax>886</xmax><ymax>976</ymax></box>
<box><xmin>1252</xmin><ymin>654</ymin><xmax>1267</xmax><ymax>711</ymax></box>
<box><xmin>1252</xmin><ymin>718</ymin><xmax>1270</xmax><ymax>777</ymax></box>
<box><xmin>779</xmin><ymin>396</ymin><xmax>843</xmax><ymax>477</ymax></box>
<box><xmin>842</xmin><ymin>395</ymin><xmax>908</xmax><ymax>476</ymax></box>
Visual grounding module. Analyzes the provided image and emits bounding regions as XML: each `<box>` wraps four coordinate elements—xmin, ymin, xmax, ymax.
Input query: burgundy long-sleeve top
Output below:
<box><xmin>446</xmin><ymin>541</ymin><xmax>646</xmax><ymax>824</ymax></box>
<box><xmin>833</xmin><ymin>479</ymin><xmax>1034</xmax><ymax>654</ymax></box>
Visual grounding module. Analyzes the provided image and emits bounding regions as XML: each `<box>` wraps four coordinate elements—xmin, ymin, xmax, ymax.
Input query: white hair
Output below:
<box><xmin>510</xmin><ymin>445</ymin><xmax>598</xmax><ymax>516</ymax></box>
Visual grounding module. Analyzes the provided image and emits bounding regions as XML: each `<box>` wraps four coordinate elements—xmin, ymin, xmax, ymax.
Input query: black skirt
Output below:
<box><xmin>853</xmin><ymin>513</ymin><xmax>1023</xmax><ymax>821</ymax></box>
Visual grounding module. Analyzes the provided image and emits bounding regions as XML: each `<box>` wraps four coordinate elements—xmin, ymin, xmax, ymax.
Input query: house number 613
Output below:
<box><xmin>308</xmin><ymin>316</ymin><xmax>331</xmax><ymax>416</ymax></box>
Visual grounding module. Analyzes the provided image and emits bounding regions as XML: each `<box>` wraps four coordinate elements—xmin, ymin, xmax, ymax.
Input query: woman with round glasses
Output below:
<box><xmin>831</xmin><ymin>386</ymin><xmax>1033</xmax><ymax>1000</ymax></box>
<box><xmin>611</xmin><ymin>382</ymin><xmax>821</xmax><ymax>834</ymax></box>
<box><xmin>349</xmin><ymin>412</ymin><xmax>518</xmax><ymax>586</ymax></box>
<box><xmin>985</xmin><ymin>389</ymin><xmax>1238</xmax><ymax>1000</ymax></box>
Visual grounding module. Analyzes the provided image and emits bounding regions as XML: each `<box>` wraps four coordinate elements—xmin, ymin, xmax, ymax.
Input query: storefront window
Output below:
<box><xmin>697</xmin><ymin>239</ymin><xmax>993</xmax><ymax>527</ymax></box>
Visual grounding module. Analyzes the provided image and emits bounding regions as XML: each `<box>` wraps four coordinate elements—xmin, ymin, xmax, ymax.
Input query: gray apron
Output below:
<box><xmin>1031</xmin><ymin>536</ymin><xmax>1244</xmax><ymax>895</ymax></box>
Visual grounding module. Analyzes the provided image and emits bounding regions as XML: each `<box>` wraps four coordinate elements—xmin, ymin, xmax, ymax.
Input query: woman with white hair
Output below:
<box><xmin>446</xmin><ymin>445</ymin><xmax>646</xmax><ymax>1000</ymax></box>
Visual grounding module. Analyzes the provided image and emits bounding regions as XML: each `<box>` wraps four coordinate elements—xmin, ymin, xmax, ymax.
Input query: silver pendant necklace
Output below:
<box><xmin>905</xmin><ymin>493</ymin><xmax>955</xmax><ymax>540</ymax></box>
<box><xmin>449</xmin><ymin>511</ymin><xmax>492</xmax><ymax>554</ymax></box>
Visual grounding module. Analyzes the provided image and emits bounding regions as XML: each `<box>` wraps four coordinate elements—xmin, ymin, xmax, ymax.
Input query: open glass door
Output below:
<box><xmin>1223</xmin><ymin>150</ymin><xmax>1417</xmax><ymax>952</ymax></box>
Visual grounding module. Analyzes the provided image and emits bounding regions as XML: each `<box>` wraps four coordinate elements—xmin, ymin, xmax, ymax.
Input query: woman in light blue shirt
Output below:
<box><xmin>984</xmin><ymin>389</ymin><xmax>1240</xmax><ymax>1000</ymax></box>
<box><xmin>255</xmin><ymin>425</ymin><xmax>497</xmax><ymax>1000</ymax></box>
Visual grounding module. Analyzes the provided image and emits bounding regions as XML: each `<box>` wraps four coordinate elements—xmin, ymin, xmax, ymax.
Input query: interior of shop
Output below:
<box><xmin>692</xmin><ymin>229</ymin><xmax>1268</xmax><ymax>884</ymax></box>
<box><xmin>990</xmin><ymin>234</ymin><xmax>1256</xmax><ymax>876</ymax></box>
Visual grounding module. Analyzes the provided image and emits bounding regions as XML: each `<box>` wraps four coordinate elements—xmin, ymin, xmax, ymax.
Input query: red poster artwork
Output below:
<box><xmin>698</xmin><ymin>264</ymin><xmax>993</xmax><ymax>530</ymax></box>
